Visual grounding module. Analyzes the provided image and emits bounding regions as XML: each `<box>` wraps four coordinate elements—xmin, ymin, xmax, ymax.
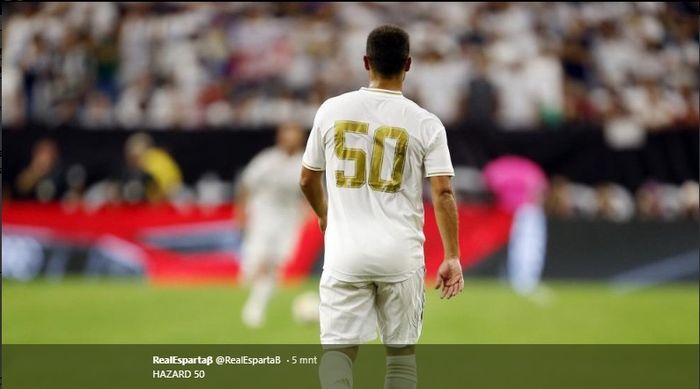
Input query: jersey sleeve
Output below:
<box><xmin>423</xmin><ymin>125</ymin><xmax>455</xmax><ymax>177</ymax></box>
<box><xmin>302</xmin><ymin>110</ymin><xmax>326</xmax><ymax>171</ymax></box>
<box><xmin>240</xmin><ymin>152</ymin><xmax>265</xmax><ymax>188</ymax></box>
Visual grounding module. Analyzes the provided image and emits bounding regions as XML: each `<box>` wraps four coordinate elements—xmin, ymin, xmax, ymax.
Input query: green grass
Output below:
<box><xmin>3</xmin><ymin>278</ymin><xmax>698</xmax><ymax>344</ymax></box>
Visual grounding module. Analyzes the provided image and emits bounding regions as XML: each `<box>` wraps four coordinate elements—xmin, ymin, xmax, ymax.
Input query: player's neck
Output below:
<box><xmin>368</xmin><ymin>77</ymin><xmax>403</xmax><ymax>93</ymax></box>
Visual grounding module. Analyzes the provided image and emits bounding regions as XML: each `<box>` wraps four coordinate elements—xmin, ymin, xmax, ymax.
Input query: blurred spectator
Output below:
<box><xmin>546</xmin><ymin>176</ymin><xmax>576</xmax><ymax>218</ymax></box>
<box><xmin>483</xmin><ymin>156</ymin><xmax>548</xmax><ymax>295</ymax></box>
<box><xmin>568</xmin><ymin>181</ymin><xmax>600</xmax><ymax>219</ymax></box>
<box><xmin>636</xmin><ymin>180</ymin><xmax>684</xmax><ymax>221</ymax></box>
<box><xmin>603</xmin><ymin>91</ymin><xmax>646</xmax><ymax>149</ymax></box>
<box><xmin>547</xmin><ymin>177</ymin><xmax>600</xmax><ymax>219</ymax></box>
<box><xmin>622</xmin><ymin>79</ymin><xmax>683</xmax><ymax>131</ymax></box>
<box><xmin>14</xmin><ymin>138</ymin><xmax>65</xmax><ymax>202</ymax></box>
<box><xmin>678</xmin><ymin>181</ymin><xmax>700</xmax><ymax>220</ymax></box>
<box><xmin>80</xmin><ymin>90</ymin><xmax>115</xmax><ymax>128</ymax></box>
<box><xmin>563</xmin><ymin>79</ymin><xmax>599</xmax><ymax>125</ymax></box>
<box><xmin>490</xmin><ymin>49</ymin><xmax>540</xmax><ymax>130</ymax></box>
<box><xmin>406</xmin><ymin>37</ymin><xmax>466</xmax><ymax>125</ymax></box>
<box><xmin>529</xmin><ymin>41</ymin><xmax>565</xmax><ymax>128</ymax></box>
<box><xmin>596</xmin><ymin>183</ymin><xmax>635</xmax><ymax>222</ymax></box>
<box><xmin>675</xmin><ymin>85</ymin><xmax>700</xmax><ymax>127</ymax></box>
<box><xmin>120</xmin><ymin>133</ymin><xmax>183</xmax><ymax>203</ymax></box>
<box><xmin>459</xmin><ymin>50</ymin><xmax>498</xmax><ymax>130</ymax></box>
<box><xmin>1</xmin><ymin>2</ymin><xmax>696</xmax><ymax>130</ymax></box>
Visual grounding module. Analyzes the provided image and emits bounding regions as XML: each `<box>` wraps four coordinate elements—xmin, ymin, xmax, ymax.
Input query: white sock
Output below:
<box><xmin>319</xmin><ymin>351</ymin><xmax>353</xmax><ymax>389</ymax></box>
<box><xmin>384</xmin><ymin>355</ymin><xmax>417</xmax><ymax>389</ymax></box>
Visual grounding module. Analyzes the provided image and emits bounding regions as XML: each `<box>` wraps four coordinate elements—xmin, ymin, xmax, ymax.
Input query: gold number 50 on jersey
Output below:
<box><xmin>334</xmin><ymin>120</ymin><xmax>409</xmax><ymax>193</ymax></box>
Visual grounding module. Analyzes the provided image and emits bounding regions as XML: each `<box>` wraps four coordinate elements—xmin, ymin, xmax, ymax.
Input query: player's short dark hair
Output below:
<box><xmin>366</xmin><ymin>25</ymin><xmax>410</xmax><ymax>77</ymax></box>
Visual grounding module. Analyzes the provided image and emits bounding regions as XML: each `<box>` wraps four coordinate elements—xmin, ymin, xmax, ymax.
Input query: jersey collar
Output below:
<box><xmin>360</xmin><ymin>87</ymin><xmax>403</xmax><ymax>96</ymax></box>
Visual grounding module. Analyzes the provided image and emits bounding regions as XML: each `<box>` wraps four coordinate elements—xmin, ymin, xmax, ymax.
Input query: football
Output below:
<box><xmin>292</xmin><ymin>291</ymin><xmax>320</xmax><ymax>325</ymax></box>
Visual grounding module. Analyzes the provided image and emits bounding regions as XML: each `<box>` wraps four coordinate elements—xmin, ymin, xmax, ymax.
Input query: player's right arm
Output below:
<box><xmin>300</xmin><ymin>107</ymin><xmax>327</xmax><ymax>233</ymax></box>
<box><xmin>235</xmin><ymin>151</ymin><xmax>265</xmax><ymax>233</ymax></box>
<box><xmin>300</xmin><ymin>167</ymin><xmax>327</xmax><ymax>233</ymax></box>
<box><xmin>234</xmin><ymin>184</ymin><xmax>249</xmax><ymax>233</ymax></box>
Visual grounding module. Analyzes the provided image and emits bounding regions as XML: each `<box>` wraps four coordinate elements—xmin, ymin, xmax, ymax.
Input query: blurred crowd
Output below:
<box><xmin>3</xmin><ymin>2</ymin><xmax>699</xmax><ymax>131</ymax></box>
<box><xmin>545</xmin><ymin>176</ymin><xmax>699</xmax><ymax>221</ymax></box>
<box><xmin>450</xmin><ymin>165</ymin><xmax>699</xmax><ymax>222</ymax></box>
<box><xmin>9</xmin><ymin>133</ymin><xmax>699</xmax><ymax>222</ymax></box>
<box><xmin>10</xmin><ymin>134</ymin><xmax>190</xmax><ymax>207</ymax></box>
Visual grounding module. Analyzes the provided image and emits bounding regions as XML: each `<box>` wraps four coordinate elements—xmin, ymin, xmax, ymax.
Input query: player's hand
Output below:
<box><xmin>435</xmin><ymin>258</ymin><xmax>464</xmax><ymax>299</ymax></box>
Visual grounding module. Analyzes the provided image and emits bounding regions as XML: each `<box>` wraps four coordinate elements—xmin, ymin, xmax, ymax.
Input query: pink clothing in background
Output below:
<box><xmin>483</xmin><ymin>156</ymin><xmax>548</xmax><ymax>213</ymax></box>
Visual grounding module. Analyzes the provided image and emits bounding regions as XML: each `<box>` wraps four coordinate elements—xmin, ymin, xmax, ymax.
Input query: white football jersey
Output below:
<box><xmin>303</xmin><ymin>87</ymin><xmax>454</xmax><ymax>282</ymax></box>
<box><xmin>241</xmin><ymin>147</ymin><xmax>305</xmax><ymax>237</ymax></box>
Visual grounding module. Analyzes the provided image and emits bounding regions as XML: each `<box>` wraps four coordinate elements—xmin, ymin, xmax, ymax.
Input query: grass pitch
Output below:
<box><xmin>3</xmin><ymin>278</ymin><xmax>698</xmax><ymax>344</ymax></box>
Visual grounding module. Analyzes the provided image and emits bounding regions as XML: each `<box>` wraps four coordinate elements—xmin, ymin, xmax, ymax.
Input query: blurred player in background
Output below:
<box><xmin>300</xmin><ymin>25</ymin><xmax>462</xmax><ymax>389</ymax></box>
<box><xmin>237</xmin><ymin>123</ymin><xmax>307</xmax><ymax>328</ymax></box>
<box><xmin>483</xmin><ymin>156</ymin><xmax>548</xmax><ymax>296</ymax></box>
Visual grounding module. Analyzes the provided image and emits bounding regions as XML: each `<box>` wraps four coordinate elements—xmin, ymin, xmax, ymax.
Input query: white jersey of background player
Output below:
<box><xmin>237</xmin><ymin>124</ymin><xmax>306</xmax><ymax>328</ymax></box>
<box><xmin>300</xmin><ymin>25</ymin><xmax>464</xmax><ymax>389</ymax></box>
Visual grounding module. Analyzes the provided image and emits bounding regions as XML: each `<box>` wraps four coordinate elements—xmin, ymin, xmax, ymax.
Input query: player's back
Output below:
<box><xmin>302</xmin><ymin>87</ymin><xmax>454</xmax><ymax>282</ymax></box>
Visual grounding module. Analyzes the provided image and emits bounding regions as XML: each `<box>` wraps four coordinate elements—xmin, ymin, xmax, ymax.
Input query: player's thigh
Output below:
<box><xmin>240</xmin><ymin>235</ymin><xmax>275</xmax><ymax>280</ymax></box>
<box><xmin>376</xmin><ymin>268</ymin><xmax>425</xmax><ymax>346</ymax></box>
<box><xmin>269</xmin><ymin>226</ymin><xmax>300</xmax><ymax>265</ymax></box>
<box><xmin>245</xmin><ymin>217</ymin><xmax>301</xmax><ymax>267</ymax></box>
<box><xmin>319</xmin><ymin>272</ymin><xmax>377</xmax><ymax>345</ymax></box>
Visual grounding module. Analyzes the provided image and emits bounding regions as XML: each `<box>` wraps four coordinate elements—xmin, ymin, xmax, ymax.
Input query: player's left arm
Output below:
<box><xmin>300</xmin><ymin>167</ymin><xmax>327</xmax><ymax>233</ymax></box>
<box><xmin>430</xmin><ymin>175</ymin><xmax>464</xmax><ymax>299</ymax></box>
<box><xmin>424</xmin><ymin>119</ymin><xmax>463</xmax><ymax>299</ymax></box>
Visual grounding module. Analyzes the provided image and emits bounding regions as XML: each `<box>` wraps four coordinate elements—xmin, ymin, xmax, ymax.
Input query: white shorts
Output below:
<box><xmin>319</xmin><ymin>267</ymin><xmax>425</xmax><ymax>347</ymax></box>
<box><xmin>240</xmin><ymin>228</ymin><xmax>298</xmax><ymax>280</ymax></box>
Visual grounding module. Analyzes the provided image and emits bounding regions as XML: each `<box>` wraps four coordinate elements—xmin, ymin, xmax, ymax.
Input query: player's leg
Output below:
<box><xmin>241</xmin><ymin>218</ymin><xmax>302</xmax><ymax>328</ymax></box>
<box><xmin>376</xmin><ymin>268</ymin><xmax>425</xmax><ymax>389</ymax></box>
<box><xmin>319</xmin><ymin>346</ymin><xmax>358</xmax><ymax>389</ymax></box>
<box><xmin>384</xmin><ymin>345</ymin><xmax>417</xmax><ymax>389</ymax></box>
<box><xmin>318</xmin><ymin>272</ymin><xmax>377</xmax><ymax>389</ymax></box>
<box><xmin>241</xmin><ymin>260</ymin><xmax>276</xmax><ymax>328</ymax></box>
<box><xmin>240</xmin><ymin>234</ymin><xmax>276</xmax><ymax>328</ymax></box>
<box><xmin>507</xmin><ymin>203</ymin><xmax>547</xmax><ymax>295</ymax></box>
